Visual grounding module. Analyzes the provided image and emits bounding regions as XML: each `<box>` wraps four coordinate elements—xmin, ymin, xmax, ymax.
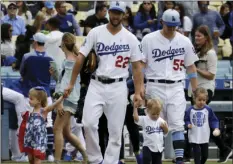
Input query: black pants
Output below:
<box><xmin>119</xmin><ymin>102</ymin><xmax>140</xmax><ymax>160</ymax></box>
<box><xmin>143</xmin><ymin>146</ymin><xmax>162</xmax><ymax>164</ymax></box>
<box><xmin>191</xmin><ymin>143</ymin><xmax>208</xmax><ymax>164</ymax></box>
<box><xmin>185</xmin><ymin>89</ymin><xmax>229</xmax><ymax>159</ymax></box>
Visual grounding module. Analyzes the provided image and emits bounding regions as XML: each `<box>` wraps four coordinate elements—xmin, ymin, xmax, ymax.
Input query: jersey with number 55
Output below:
<box><xmin>79</xmin><ymin>24</ymin><xmax>143</xmax><ymax>79</ymax></box>
<box><xmin>141</xmin><ymin>31</ymin><xmax>199</xmax><ymax>81</ymax></box>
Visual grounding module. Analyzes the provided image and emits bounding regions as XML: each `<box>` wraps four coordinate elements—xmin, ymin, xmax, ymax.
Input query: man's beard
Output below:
<box><xmin>110</xmin><ymin>19</ymin><xmax>122</xmax><ymax>27</ymax></box>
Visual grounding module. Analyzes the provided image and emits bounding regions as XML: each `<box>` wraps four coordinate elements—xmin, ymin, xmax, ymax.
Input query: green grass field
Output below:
<box><xmin>1</xmin><ymin>161</ymin><xmax>232</xmax><ymax>164</ymax></box>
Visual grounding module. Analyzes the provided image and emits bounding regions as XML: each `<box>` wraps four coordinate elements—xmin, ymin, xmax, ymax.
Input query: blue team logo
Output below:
<box><xmin>172</xmin><ymin>16</ymin><xmax>176</xmax><ymax>22</ymax></box>
<box><xmin>96</xmin><ymin>42</ymin><xmax>130</xmax><ymax>56</ymax></box>
<box><xmin>145</xmin><ymin>126</ymin><xmax>162</xmax><ymax>134</ymax></box>
<box><xmin>152</xmin><ymin>46</ymin><xmax>185</xmax><ymax>62</ymax></box>
<box><xmin>192</xmin><ymin>112</ymin><xmax>206</xmax><ymax>127</ymax></box>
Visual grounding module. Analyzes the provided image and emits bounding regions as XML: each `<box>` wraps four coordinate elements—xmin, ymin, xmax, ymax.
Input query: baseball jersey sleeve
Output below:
<box><xmin>141</xmin><ymin>36</ymin><xmax>148</xmax><ymax>63</ymax></box>
<box><xmin>135</xmin><ymin>116</ymin><xmax>145</xmax><ymax>127</ymax></box>
<box><xmin>184</xmin><ymin>39</ymin><xmax>199</xmax><ymax>67</ymax></box>
<box><xmin>207</xmin><ymin>106</ymin><xmax>219</xmax><ymax>129</ymax></box>
<box><xmin>130</xmin><ymin>37</ymin><xmax>144</xmax><ymax>62</ymax></box>
<box><xmin>79</xmin><ymin>29</ymin><xmax>96</xmax><ymax>57</ymax></box>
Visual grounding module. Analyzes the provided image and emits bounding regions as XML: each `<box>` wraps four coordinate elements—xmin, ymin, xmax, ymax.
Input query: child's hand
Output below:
<box><xmin>57</xmin><ymin>103</ymin><xmax>64</xmax><ymax>116</ymax></box>
<box><xmin>160</xmin><ymin>121</ymin><xmax>168</xmax><ymax>134</ymax></box>
<box><xmin>188</xmin><ymin>124</ymin><xmax>192</xmax><ymax>129</ymax></box>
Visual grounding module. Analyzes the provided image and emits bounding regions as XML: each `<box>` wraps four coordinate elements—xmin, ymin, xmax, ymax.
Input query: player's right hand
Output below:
<box><xmin>188</xmin><ymin>124</ymin><xmax>192</xmax><ymax>129</ymax></box>
<box><xmin>64</xmin><ymin>84</ymin><xmax>74</xmax><ymax>98</ymax></box>
<box><xmin>133</xmin><ymin>94</ymin><xmax>143</xmax><ymax>109</ymax></box>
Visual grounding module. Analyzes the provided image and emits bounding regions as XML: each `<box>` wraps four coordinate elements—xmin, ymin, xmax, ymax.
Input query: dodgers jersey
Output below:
<box><xmin>141</xmin><ymin>31</ymin><xmax>199</xmax><ymax>81</ymax></box>
<box><xmin>184</xmin><ymin>105</ymin><xmax>219</xmax><ymax>144</ymax></box>
<box><xmin>135</xmin><ymin>116</ymin><xmax>167</xmax><ymax>152</ymax></box>
<box><xmin>79</xmin><ymin>24</ymin><xmax>143</xmax><ymax>79</ymax></box>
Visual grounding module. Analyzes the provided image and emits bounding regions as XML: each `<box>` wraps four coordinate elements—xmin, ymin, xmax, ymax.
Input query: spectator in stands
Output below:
<box><xmin>1</xmin><ymin>3</ymin><xmax>7</xmax><ymax>17</ymax></box>
<box><xmin>42</xmin><ymin>1</ymin><xmax>57</xmax><ymax>21</ymax></box>
<box><xmin>185</xmin><ymin>25</ymin><xmax>233</xmax><ymax>163</ymax></box>
<box><xmin>19</xmin><ymin>32</ymin><xmax>55</xmax><ymax>162</ymax></box>
<box><xmin>134</xmin><ymin>1</ymin><xmax>157</xmax><ymax>40</ymax></box>
<box><xmin>157</xmin><ymin>1</ymin><xmax>175</xmax><ymax>30</ymax></box>
<box><xmin>174</xmin><ymin>3</ymin><xmax>192</xmax><ymax>38</ymax></box>
<box><xmin>219</xmin><ymin>3</ymin><xmax>232</xmax><ymax>40</ymax></box>
<box><xmin>122</xmin><ymin>6</ymin><xmax>134</xmax><ymax>33</ymax></box>
<box><xmin>45</xmin><ymin>17</ymin><xmax>66</xmax><ymax>73</ymax></box>
<box><xmin>1</xmin><ymin>2</ymin><xmax>26</xmax><ymax>36</ymax></box>
<box><xmin>51</xmin><ymin>33</ymin><xmax>88</xmax><ymax>163</ymax></box>
<box><xmin>2</xmin><ymin>87</ymin><xmax>28</xmax><ymax>162</ymax></box>
<box><xmin>24</xmin><ymin>1</ymin><xmax>44</xmax><ymax>18</ymax></box>
<box><xmin>54</xmin><ymin>1</ymin><xmax>81</xmax><ymax>35</ymax></box>
<box><xmin>192</xmin><ymin>1</ymin><xmax>225</xmax><ymax>53</ymax></box>
<box><xmin>16</xmin><ymin>1</ymin><xmax>32</xmax><ymax>25</ymax></box>
<box><xmin>1</xmin><ymin>23</ymin><xmax>15</xmax><ymax>57</ymax></box>
<box><xmin>83</xmin><ymin>3</ymin><xmax>108</xmax><ymax>36</ymax></box>
<box><xmin>228</xmin><ymin>1</ymin><xmax>233</xmax><ymax>52</ymax></box>
<box><xmin>32</xmin><ymin>11</ymin><xmax>46</xmax><ymax>32</ymax></box>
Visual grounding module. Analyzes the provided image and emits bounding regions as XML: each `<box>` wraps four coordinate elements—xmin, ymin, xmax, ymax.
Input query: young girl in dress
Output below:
<box><xmin>19</xmin><ymin>86</ymin><xmax>64</xmax><ymax>164</ymax></box>
<box><xmin>133</xmin><ymin>98</ymin><xmax>169</xmax><ymax>164</ymax></box>
<box><xmin>184</xmin><ymin>87</ymin><xmax>220</xmax><ymax>164</ymax></box>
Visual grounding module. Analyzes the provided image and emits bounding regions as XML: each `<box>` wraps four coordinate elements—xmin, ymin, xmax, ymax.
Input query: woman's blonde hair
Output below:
<box><xmin>146</xmin><ymin>97</ymin><xmax>163</xmax><ymax>113</ymax></box>
<box><xmin>192</xmin><ymin>87</ymin><xmax>208</xmax><ymax>101</ymax></box>
<box><xmin>33</xmin><ymin>11</ymin><xmax>46</xmax><ymax>32</ymax></box>
<box><xmin>29</xmin><ymin>88</ymin><xmax>48</xmax><ymax>108</ymax></box>
<box><xmin>195</xmin><ymin>25</ymin><xmax>214</xmax><ymax>58</ymax></box>
<box><xmin>62</xmin><ymin>32</ymin><xmax>79</xmax><ymax>56</ymax></box>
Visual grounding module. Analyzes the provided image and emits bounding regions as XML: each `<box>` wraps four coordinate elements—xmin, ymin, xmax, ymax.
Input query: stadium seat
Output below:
<box><xmin>131</xmin><ymin>3</ymin><xmax>140</xmax><ymax>15</ymax></box>
<box><xmin>217</xmin><ymin>60</ymin><xmax>231</xmax><ymax>69</ymax></box>
<box><xmin>209</xmin><ymin>1</ymin><xmax>223</xmax><ymax>7</ymax></box>
<box><xmin>208</xmin><ymin>5</ymin><xmax>218</xmax><ymax>11</ymax></box>
<box><xmin>76</xmin><ymin>36</ymin><xmax>85</xmax><ymax>48</ymax></box>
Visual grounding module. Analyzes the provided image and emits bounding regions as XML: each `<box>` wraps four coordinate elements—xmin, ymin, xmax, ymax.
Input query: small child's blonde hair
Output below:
<box><xmin>146</xmin><ymin>97</ymin><xmax>163</xmax><ymax>113</ymax></box>
<box><xmin>192</xmin><ymin>87</ymin><xmax>208</xmax><ymax>101</ymax></box>
<box><xmin>29</xmin><ymin>88</ymin><xmax>48</xmax><ymax>107</ymax></box>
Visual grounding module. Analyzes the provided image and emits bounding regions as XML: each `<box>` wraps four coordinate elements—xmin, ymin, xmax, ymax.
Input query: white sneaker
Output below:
<box><xmin>74</xmin><ymin>152</ymin><xmax>83</xmax><ymax>162</ymax></box>
<box><xmin>12</xmin><ymin>155</ymin><xmax>29</xmax><ymax>162</ymax></box>
<box><xmin>48</xmin><ymin>155</ymin><xmax>55</xmax><ymax>162</ymax></box>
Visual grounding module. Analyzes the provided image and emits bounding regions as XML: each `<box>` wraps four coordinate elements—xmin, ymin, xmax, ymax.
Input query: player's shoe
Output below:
<box><xmin>183</xmin><ymin>158</ymin><xmax>191</xmax><ymax>163</ymax></box>
<box><xmin>218</xmin><ymin>148</ymin><xmax>232</xmax><ymax>163</ymax></box>
<box><xmin>63</xmin><ymin>153</ymin><xmax>72</xmax><ymax>161</ymax></box>
<box><xmin>48</xmin><ymin>154</ymin><xmax>54</xmax><ymax>162</ymax></box>
<box><xmin>135</xmin><ymin>153</ymin><xmax>142</xmax><ymax>164</ymax></box>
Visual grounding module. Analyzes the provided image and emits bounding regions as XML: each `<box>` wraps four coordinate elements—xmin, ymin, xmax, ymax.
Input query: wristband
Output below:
<box><xmin>187</xmin><ymin>72</ymin><xmax>197</xmax><ymax>79</ymax></box>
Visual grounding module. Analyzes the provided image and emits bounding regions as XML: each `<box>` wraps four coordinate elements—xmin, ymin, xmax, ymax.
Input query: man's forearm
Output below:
<box><xmin>187</xmin><ymin>64</ymin><xmax>198</xmax><ymax>91</ymax></box>
<box><xmin>70</xmin><ymin>54</ymin><xmax>85</xmax><ymax>86</ymax></box>
<box><xmin>132</xmin><ymin>61</ymin><xmax>143</xmax><ymax>95</ymax></box>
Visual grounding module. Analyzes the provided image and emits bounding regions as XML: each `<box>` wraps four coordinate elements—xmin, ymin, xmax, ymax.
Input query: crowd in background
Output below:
<box><xmin>1</xmin><ymin>0</ymin><xmax>233</xmax><ymax>163</ymax></box>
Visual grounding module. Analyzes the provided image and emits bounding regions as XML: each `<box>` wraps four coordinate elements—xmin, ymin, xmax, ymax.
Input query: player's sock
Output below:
<box><xmin>172</xmin><ymin>131</ymin><xmax>185</xmax><ymax>163</ymax></box>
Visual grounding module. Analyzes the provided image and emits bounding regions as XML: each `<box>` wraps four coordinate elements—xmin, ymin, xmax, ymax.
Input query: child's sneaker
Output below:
<box><xmin>135</xmin><ymin>153</ymin><xmax>143</xmax><ymax>164</ymax></box>
<box><xmin>48</xmin><ymin>154</ymin><xmax>54</xmax><ymax>162</ymax></box>
<box><xmin>74</xmin><ymin>152</ymin><xmax>83</xmax><ymax>161</ymax></box>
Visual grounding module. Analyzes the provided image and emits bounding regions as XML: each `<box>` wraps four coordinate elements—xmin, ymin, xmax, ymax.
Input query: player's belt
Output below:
<box><xmin>91</xmin><ymin>75</ymin><xmax>124</xmax><ymax>84</ymax></box>
<box><xmin>147</xmin><ymin>79</ymin><xmax>182</xmax><ymax>84</ymax></box>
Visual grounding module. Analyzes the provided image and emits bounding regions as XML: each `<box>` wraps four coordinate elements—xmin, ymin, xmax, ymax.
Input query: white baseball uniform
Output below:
<box><xmin>142</xmin><ymin>31</ymin><xmax>198</xmax><ymax>132</ymax></box>
<box><xmin>80</xmin><ymin>24</ymin><xmax>143</xmax><ymax>164</ymax></box>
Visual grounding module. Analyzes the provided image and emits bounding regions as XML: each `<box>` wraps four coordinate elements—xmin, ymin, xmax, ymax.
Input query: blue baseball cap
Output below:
<box><xmin>109</xmin><ymin>1</ymin><xmax>126</xmax><ymax>13</ymax></box>
<box><xmin>45</xmin><ymin>1</ymin><xmax>54</xmax><ymax>9</ymax></box>
<box><xmin>162</xmin><ymin>9</ymin><xmax>181</xmax><ymax>27</ymax></box>
<box><xmin>33</xmin><ymin>32</ymin><xmax>47</xmax><ymax>43</ymax></box>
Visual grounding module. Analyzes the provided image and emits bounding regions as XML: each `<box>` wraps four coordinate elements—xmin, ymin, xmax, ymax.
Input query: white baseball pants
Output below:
<box><xmin>146</xmin><ymin>82</ymin><xmax>186</xmax><ymax>132</ymax></box>
<box><xmin>82</xmin><ymin>79</ymin><xmax>128</xmax><ymax>164</ymax></box>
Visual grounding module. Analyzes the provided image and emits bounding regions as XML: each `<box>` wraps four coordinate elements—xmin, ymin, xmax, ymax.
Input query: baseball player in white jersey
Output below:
<box><xmin>64</xmin><ymin>2</ymin><xmax>144</xmax><ymax>164</ymax></box>
<box><xmin>141</xmin><ymin>9</ymin><xmax>198</xmax><ymax>164</ymax></box>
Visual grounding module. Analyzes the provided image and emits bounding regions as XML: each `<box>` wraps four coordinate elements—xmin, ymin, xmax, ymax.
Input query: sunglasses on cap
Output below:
<box><xmin>143</xmin><ymin>2</ymin><xmax>151</xmax><ymax>5</ymax></box>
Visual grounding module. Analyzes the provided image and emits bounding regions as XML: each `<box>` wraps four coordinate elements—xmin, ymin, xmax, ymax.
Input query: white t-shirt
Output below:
<box><xmin>17</xmin><ymin>11</ymin><xmax>32</xmax><ymax>25</ymax></box>
<box><xmin>142</xmin><ymin>31</ymin><xmax>199</xmax><ymax>81</ymax></box>
<box><xmin>45</xmin><ymin>31</ymin><xmax>66</xmax><ymax>74</ymax></box>
<box><xmin>1</xmin><ymin>41</ymin><xmax>15</xmax><ymax>57</ymax></box>
<box><xmin>135</xmin><ymin>116</ymin><xmax>167</xmax><ymax>153</ymax></box>
<box><xmin>79</xmin><ymin>24</ymin><xmax>143</xmax><ymax>79</ymax></box>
